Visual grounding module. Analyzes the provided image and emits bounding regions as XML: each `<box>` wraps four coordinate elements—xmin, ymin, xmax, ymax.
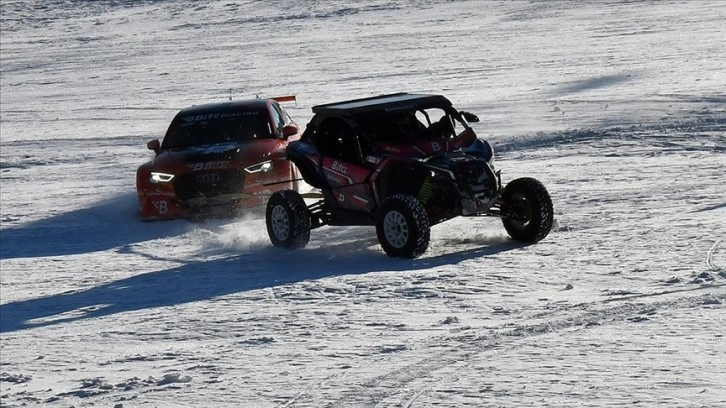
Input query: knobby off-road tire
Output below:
<box><xmin>266</xmin><ymin>190</ymin><xmax>311</xmax><ymax>249</ymax></box>
<box><xmin>500</xmin><ymin>177</ymin><xmax>553</xmax><ymax>243</ymax></box>
<box><xmin>375</xmin><ymin>194</ymin><xmax>430</xmax><ymax>259</ymax></box>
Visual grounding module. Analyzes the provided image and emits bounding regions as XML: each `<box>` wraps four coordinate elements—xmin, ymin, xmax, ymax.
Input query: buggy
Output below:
<box><xmin>265</xmin><ymin>93</ymin><xmax>553</xmax><ymax>258</ymax></box>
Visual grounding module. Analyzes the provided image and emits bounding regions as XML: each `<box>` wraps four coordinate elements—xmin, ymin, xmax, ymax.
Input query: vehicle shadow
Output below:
<box><xmin>0</xmin><ymin>238</ymin><xmax>525</xmax><ymax>333</ymax></box>
<box><xmin>1</xmin><ymin>192</ymin><xmax>194</xmax><ymax>259</ymax></box>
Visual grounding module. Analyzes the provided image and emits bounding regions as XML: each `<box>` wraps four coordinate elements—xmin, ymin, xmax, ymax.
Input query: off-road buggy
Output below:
<box><xmin>265</xmin><ymin>93</ymin><xmax>553</xmax><ymax>258</ymax></box>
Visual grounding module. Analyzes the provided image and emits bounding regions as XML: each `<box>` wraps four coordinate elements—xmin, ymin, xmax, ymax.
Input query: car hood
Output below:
<box><xmin>149</xmin><ymin>140</ymin><xmax>284</xmax><ymax>172</ymax></box>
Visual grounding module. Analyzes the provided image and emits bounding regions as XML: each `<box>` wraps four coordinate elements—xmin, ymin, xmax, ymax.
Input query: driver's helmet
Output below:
<box><xmin>394</xmin><ymin>112</ymin><xmax>423</xmax><ymax>129</ymax></box>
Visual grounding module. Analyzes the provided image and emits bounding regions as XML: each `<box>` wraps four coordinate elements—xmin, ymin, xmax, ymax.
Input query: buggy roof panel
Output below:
<box><xmin>312</xmin><ymin>93</ymin><xmax>452</xmax><ymax>115</ymax></box>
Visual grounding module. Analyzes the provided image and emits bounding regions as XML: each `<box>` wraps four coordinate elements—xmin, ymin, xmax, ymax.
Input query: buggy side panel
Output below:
<box><xmin>371</xmin><ymin>158</ymin><xmax>430</xmax><ymax>203</ymax></box>
<box><xmin>371</xmin><ymin>157</ymin><xmax>463</xmax><ymax>225</ymax></box>
<box><xmin>286</xmin><ymin>141</ymin><xmax>326</xmax><ymax>189</ymax></box>
<box><xmin>320</xmin><ymin>156</ymin><xmax>376</xmax><ymax>214</ymax></box>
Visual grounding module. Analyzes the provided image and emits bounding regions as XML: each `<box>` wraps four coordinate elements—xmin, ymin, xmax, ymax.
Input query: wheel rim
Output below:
<box><xmin>383</xmin><ymin>210</ymin><xmax>409</xmax><ymax>248</ymax></box>
<box><xmin>508</xmin><ymin>194</ymin><xmax>532</xmax><ymax>227</ymax></box>
<box><xmin>270</xmin><ymin>205</ymin><xmax>290</xmax><ymax>241</ymax></box>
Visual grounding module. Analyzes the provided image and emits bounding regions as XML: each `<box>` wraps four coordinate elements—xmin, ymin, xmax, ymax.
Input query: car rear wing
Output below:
<box><xmin>272</xmin><ymin>95</ymin><xmax>297</xmax><ymax>105</ymax></box>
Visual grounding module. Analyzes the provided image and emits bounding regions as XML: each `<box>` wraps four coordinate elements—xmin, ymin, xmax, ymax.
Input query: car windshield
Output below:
<box><xmin>162</xmin><ymin>109</ymin><xmax>273</xmax><ymax>149</ymax></box>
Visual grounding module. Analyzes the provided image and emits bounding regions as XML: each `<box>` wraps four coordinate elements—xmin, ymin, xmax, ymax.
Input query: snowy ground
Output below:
<box><xmin>1</xmin><ymin>1</ymin><xmax>725</xmax><ymax>407</ymax></box>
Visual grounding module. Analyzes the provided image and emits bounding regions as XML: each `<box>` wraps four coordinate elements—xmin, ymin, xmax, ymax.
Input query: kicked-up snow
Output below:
<box><xmin>1</xmin><ymin>1</ymin><xmax>725</xmax><ymax>407</ymax></box>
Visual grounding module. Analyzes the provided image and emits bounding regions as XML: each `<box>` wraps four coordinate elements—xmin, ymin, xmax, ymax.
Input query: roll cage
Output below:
<box><xmin>300</xmin><ymin>93</ymin><xmax>477</xmax><ymax>167</ymax></box>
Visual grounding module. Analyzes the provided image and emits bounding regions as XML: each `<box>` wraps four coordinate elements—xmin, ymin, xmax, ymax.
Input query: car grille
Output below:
<box><xmin>173</xmin><ymin>169</ymin><xmax>246</xmax><ymax>201</ymax></box>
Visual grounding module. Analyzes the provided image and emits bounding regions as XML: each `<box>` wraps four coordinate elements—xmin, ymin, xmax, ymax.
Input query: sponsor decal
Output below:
<box><xmin>145</xmin><ymin>189</ymin><xmax>175</xmax><ymax>198</ymax></box>
<box><xmin>190</xmin><ymin>161</ymin><xmax>231</xmax><ymax>171</ymax></box>
<box><xmin>332</xmin><ymin>161</ymin><xmax>348</xmax><ymax>174</ymax></box>
<box><xmin>365</xmin><ymin>155</ymin><xmax>381</xmax><ymax>165</ymax></box>
<box><xmin>180</xmin><ymin>111</ymin><xmax>260</xmax><ymax>123</ymax></box>
<box><xmin>384</xmin><ymin>104</ymin><xmax>416</xmax><ymax>112</ymax></box>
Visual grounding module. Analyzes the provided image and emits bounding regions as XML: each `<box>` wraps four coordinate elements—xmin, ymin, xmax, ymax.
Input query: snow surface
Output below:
<box><xmin>1</xmin><ymin>1</ymin><xmax>725</xmax><ymax>407</ymax></box>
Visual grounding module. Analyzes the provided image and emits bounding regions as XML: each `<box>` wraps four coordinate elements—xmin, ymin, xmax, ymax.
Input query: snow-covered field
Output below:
<box><xmin>1</xmin><ymin>1</ymin><xmax>725</xmax><ymax>406</ymax></box>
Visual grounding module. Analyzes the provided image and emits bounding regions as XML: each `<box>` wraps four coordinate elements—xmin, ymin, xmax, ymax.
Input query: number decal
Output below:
<box><xmin>153</xmin><ymin>200</ymin><xmax>168</xmax><ymax>214</ymax></box>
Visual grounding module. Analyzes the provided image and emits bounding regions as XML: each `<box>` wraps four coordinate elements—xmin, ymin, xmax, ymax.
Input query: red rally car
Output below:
<box><xmin>136</xmin><ymin>97</ymin><xmax>302</xmax><ymax>220</ymax></box>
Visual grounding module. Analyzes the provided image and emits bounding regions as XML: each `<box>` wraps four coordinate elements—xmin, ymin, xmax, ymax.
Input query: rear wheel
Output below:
<box><xmin>500</xmin><ymin>177</ymin><xmax>553</xmax><ymax>243</ymax></box>
<box><xmin>375</xmin><ymin>194</ymin><xmax>430</xmax><ymax>258</ymax></box>
<box><xmin>266</xmin><ymin>190</ymin><xmax>311</xmax><ymax>249</ymax></box>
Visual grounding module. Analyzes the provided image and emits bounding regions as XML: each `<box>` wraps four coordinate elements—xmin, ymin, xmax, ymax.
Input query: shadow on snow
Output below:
<box><xmin>0</xmin><ymin>239</ymin><xmax>525</xmax><ymax>333</ymax></box>
<box><xmin>1</xmin><ymin>192</ymin><xmax>196</xmax><ymax>259</ymax></box>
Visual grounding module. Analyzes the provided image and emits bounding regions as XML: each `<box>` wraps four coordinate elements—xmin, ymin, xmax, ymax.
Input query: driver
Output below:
<box><xmin>428</xmin><ymin>115</ymin><xmax>455</xmax><ymax>139</ymax></box>
<box><xmin>393</xmin><ymin>112</ymin><xmax>428</xmax><ymax>142</ymax></box>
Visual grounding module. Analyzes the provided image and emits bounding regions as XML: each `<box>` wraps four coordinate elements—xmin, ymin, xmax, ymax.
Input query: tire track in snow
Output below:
<box><xmin>310</xmin><ymin>287</ymin><xmax>726</xmax><ymax>407</ymax></box>
<box><xmin>707</xmin><ymin>238</ymin><xmax>724</xmax><ymax>272</ymax></box>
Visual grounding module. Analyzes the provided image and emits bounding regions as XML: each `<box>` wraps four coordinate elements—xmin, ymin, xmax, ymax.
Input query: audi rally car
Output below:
<box><xmin>136</xmin><ymin>97</ymin><xmax>302</xmax><ymax>220</ymax></box>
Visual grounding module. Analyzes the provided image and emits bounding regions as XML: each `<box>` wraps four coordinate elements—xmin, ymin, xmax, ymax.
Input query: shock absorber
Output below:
<box><xmin>418</xmin><ymin>175</ymin><xmax>434</xmax><ymax>204</ymax></box>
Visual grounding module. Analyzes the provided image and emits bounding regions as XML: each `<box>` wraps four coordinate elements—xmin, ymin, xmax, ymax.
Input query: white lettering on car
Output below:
<box><xmin>180</xmin><ymin>110</ymin><xmax>260</xmax><ymax>123</ymax></box>
<box><xmin>146</xmin><ymin>190</ymin><xmax>175</xmax><ymax>198</ymax></box>
<box><xmin>332</xmin><ymin>161</ymin><xmax>348</xmax><ymax>174</ymax></box>
<box><xmin>190</xmin><ymin>161</ymin><xmax>231</xmax><ymax>171</ymax></box>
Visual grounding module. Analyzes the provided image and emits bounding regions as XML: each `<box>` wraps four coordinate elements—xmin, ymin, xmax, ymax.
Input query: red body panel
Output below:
<box><xmin>376</xmin><ymin>128</ymin><xmax>476</xmax><ymax>158</ymax></box>
<box><xmin>320</xmin><ymin>157</ymin><xmax>375</xmax><ymax>213</ymax></box>
<box><xmin>305</xmin><ymin>129</ymin><xmax>478</xmax><ymax>216</ymax></box>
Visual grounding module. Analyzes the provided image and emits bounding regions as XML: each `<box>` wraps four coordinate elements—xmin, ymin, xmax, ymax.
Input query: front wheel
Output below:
<box><xmin>375</xmin><ymin>194</ymin><xmax>430</xmax><ymax>259</ymax></box>
<box><xmin>500</xmin><ymin>177</ymin><xmax>553</xmax><ymax>243</ymax></box>
<box><xmin>266</xmin><ymin>190</ymin><xmax>311</xmax><ymax>249</ymax></box>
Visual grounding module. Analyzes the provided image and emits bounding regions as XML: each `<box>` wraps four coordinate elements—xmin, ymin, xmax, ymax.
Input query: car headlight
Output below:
<box><xmin>244</xmin><ymin>160</ymin><xmax>274</xmax><ymax>174</ymax></box>
<box><xmin>150</xmin><ymin>172</ymin><xmax>175</xmax><ymax>183</ymax></box>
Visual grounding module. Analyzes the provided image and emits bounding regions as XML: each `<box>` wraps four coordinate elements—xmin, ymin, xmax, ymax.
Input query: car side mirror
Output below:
<box><xmin>460</xmin><ymin>111</ymin><xmax>480</xmax><ymax>123</ymax></box>
<box><xmin>282</xmin><ymin>124</ymin><xmax>299</xmax><ymax>138</ymax></box>
<box><xmin>147</xmin><ymin>139</ymin><xmax>160</xmax><ymax>154</ymax></box>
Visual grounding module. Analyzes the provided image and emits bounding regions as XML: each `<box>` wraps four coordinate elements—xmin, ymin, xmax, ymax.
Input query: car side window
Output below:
<box><xmin>271</xmin><ymin>104</ymin><xmax>290</xmax><ymax>137</ymax></box>
<box><xmin>278</xmin><ymin>105</ymin><xmax>293</xmax><ymax>126</ymax></box>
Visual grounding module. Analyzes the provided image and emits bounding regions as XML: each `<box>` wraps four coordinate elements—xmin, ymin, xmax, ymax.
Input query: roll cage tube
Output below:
<box><xmin>414</xmin><ymin>106</ymin><xmax>474</xmax><ymax>138</ymax></box>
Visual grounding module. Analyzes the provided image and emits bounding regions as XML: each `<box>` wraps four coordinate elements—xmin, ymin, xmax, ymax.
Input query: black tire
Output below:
<box><xmin>266</xmin><ymin>190</ymin><xmax>311</xmax><ymax>249</ymax></box>
<box><xmin>375</xmin><ymin>194</ymin><xmax>430</xmax><ymax>258</ymax></box>
<box><xmin>500</xmin><ymin>177</ymin><xmax>553</xmax><ymax>243</ymax></box>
